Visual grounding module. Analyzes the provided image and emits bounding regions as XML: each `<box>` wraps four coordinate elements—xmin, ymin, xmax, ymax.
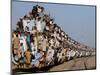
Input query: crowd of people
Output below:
<box><xmin>12</xmin><ymin>5</ymin><xmax>95</xmax><ymax>70</ymax></box>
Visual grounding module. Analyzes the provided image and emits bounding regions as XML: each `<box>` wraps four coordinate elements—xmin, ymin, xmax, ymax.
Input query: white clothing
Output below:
<box><xmin>20</xmin><ymin>35</ymin><xmax>27</xmax><ymax>52</ymax></box>
<box><xmin>31</xmin><ymin>43</ymin><xmax>37</xmax><ymax>56</ymax></box>
<box><xmin>22</xmin><ymin>19</ymin><xmax>28</xmax><ymax>31</ymax></box>
<box><xmin>28</xmin><ymin>19</ymin><xmax>35</xmax><ymax>31</ymax></box>
<box><xmin>49</xmin><ymin>39</ymin><xmax>54</xmax><ymax>46</ymax></box>
<box><xmin>36</xmin><ymin>20</ymin><xmax>42</xmax><ymax>32</ymax></box>
<box><xmin>46</xmin><ymin>48</ymin><xmax>54</xmax><ymax>62</ymax></box>
<box><xmin>45</xmin><ymin>26</ymin><xmax>49</xmax><ymax>31</ymax></box>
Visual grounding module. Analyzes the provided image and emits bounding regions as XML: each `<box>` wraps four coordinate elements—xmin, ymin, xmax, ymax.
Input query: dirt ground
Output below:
<box><xmin>49</xmin><ymin>56</ymin><xmax>96</xmax><ymax>72</ymax></box>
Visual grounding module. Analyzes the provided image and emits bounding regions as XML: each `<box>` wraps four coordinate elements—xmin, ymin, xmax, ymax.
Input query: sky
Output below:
<box><xmin>12</xmin><ymin>1</ymin><xmax>96</xmax><ymax>48</ymax></box>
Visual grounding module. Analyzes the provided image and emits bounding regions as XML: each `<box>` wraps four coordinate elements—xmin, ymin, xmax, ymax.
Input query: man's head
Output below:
<box><xmin>27</xmin><ymin>48</ymin><xmax>30</xmax><ymax>51</ymax></box>
<box><xmin>20</xmin><ymin>43</ymin><xmax>23</xmax><ymax>46</ymax></box>
<box><xmin>16</xmin><ymin>34</ymin><xmax>18</xmax><ymax>37</ymax></box>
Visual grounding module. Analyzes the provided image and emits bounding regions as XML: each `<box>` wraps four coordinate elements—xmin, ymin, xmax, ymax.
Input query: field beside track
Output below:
<box><xmin>49</xmin><ymin>55</ymin><xmax>96</xmax><ymax>72</ymax></box>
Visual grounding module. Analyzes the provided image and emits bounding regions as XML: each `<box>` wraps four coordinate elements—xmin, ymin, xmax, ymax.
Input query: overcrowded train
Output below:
<box><xmin>12</xmin><ymin>5</ymin><xmax>95</xmax><ymax>70</ymax></box>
